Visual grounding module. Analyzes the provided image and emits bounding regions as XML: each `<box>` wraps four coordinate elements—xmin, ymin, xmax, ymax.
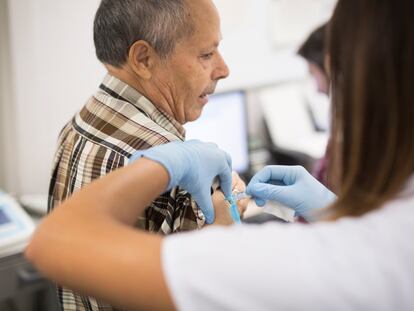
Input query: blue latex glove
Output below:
<box><xmin>129</xmin><ymin>140</ymin><xmax>233</xmax><ymax>224</ymax></box>
<box><xmin>246</xmin><ymin>165</ymin><xmax>336</xmax><ymax>220</ymax></box>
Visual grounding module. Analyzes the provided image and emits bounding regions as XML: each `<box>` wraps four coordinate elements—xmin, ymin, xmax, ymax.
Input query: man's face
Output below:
<box><xmin>153</xmin><ymin>0</ymin><xmax>229</xmax><ymax>124</ymax></box>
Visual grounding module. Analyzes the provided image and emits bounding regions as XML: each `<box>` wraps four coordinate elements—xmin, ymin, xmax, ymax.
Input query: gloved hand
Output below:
<box><xmin>129</xmin><ymin>140</ymin><xmax>233</xmax><ymax>224</ymax></box>
<box><xmin>246</xmin><ymin>165</ymin><xmax>336</xmax><ymax>220</ymax></box>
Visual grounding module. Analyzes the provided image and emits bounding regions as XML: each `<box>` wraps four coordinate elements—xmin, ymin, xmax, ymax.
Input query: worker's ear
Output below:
<box><xmin>128</xmin><ymin>40</ymin><xmax>157</xmax><ymax>80</ymax></box>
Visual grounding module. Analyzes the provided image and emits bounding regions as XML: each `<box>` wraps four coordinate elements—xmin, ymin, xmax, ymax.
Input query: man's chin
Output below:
<box><xmin>184</xmin><ymin>109</ymin><xmax>204</xmax><ymax>124</ymax></box>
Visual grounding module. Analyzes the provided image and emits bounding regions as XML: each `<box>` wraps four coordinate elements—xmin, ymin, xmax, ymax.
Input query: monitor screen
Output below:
<box><xmin>184</xmin><ymin>91</ymin><xmax>249</xmax><ymax>173</ymax></box>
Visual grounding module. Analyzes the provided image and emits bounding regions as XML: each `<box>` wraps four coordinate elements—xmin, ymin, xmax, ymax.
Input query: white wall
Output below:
<box><xmin>2</xmin><ymin>0</ymin><xmax>334</xmax><ymax>195</ymax></box>
<box><xmin>0</xmin><ymin>0</ymin><xmax>18</xmax><ymax>192</ymax></box>
<box><xmin>214</xmin><ymin>0</ymin><xmax>307</xmax><ymax>91</ymax></box>
<box><xmin>6</xmin><ymin>0</ymin><xmax>105</xmax><ymax>194</ymax></box>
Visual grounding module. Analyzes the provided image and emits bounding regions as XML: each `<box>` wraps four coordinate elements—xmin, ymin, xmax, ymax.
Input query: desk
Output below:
<box><xmin>0</xmin><ymin>251</ymin><xmax>59</xmax><ymax>310</ymax></box>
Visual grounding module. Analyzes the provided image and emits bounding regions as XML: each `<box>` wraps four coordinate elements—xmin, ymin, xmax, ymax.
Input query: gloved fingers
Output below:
<box><xmin>265</xmin><ymin>165</ymin><xmax>296</xmax><ymax>183</ymax></box>
<box><xmin>254</xmin><ymin>198</ymin><xmax>267</xmax><ymax>207</ymax></box>
<box><xmin>206</xmin><ymin>141</ymin><xmax>220</xmax><ymax>149</ymax></box>
<box><xmin>192</xmin><ymin>140</ymin><xmax>219</xmax><ymax>150</ymax></box>
<box><xmin>192</xmin><ymin>192</ymin><xmax>215</xmax><ymax>224</ymax></box>
<box><xmin>224</xmin><ymin>151</ymin><xmax>233</xmax><ymax>170</ymax></box>
<box><xmin>246</xmin><ymin>165</ymin><xmax>287</xmax><ymax>188</ymax></box>
<box><xmin>246</xmin><ymin>167</ymin><xmax>273</xmax><ymax>190</ymax></box>
<box><xmin>246</xmin><ymin>182</ymin><xmax>273</xmax><ymax>200</ymax></box>
<box><xmin>246</xmin><ymin>165</ymin><xmax>300</xmax><ymax>196</ymax></box>
<box><xmin>260</xmin><ymin>184</ymin><xmax>299</xmax><ymax>210</ymax></box>
<box><xmin>249</xmin><ymin>185</ymin><xmax>267</xmax><ymax>205</ymax></box>
<box><xmin>128</xmin><ymin>150</ymin><xmax>145</xmax><ymax>163</ymax></box>
<box><xmin>217</xmin><ymin>165</ymin><xmax>233</xmax><ymax>199</ymax></box>
<box><xmin>247</xmin><ymin>182</ymin><xmax>290</xmax><ymax>207</ymax></box>
<box><xmin>185</xmin><ymin>139</ymin><xmax>202</xmax><ymax>145</ymax></box>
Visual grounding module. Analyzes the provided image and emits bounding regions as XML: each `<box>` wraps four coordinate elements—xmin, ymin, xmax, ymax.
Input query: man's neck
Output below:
<box><xmin>105</xmin><ymin>64</ymin><xmax>177</xmax><ymax>122</ymax></box>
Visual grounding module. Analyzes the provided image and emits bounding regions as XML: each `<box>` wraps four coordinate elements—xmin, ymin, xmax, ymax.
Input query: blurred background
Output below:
<box><xmin>0</xmin><ymin>0</ymin><xmax>336</xmax><ymax>196</ymax></box>
<box><xmin>0</xmin><ymin>1</ymin><xmax>335</xmax><ymax>308</ymax></box>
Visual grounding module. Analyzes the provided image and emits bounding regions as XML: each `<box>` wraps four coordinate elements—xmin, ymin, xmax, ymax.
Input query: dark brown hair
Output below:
<box><xmin>298</xmin><ymin>23</ymin><xmax>327</xmax><ymax>73</ymax></box>
<box><xmin>327</xmin><ymin>0</ymin><xmax>414</xmax><ymax>219</ymax></box>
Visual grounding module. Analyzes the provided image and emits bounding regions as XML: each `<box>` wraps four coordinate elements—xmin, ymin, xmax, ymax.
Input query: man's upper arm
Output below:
<box><xmin>48</xmin><ymin>133</ymin><xmax>126</xmax><ymax>211</ymax></box>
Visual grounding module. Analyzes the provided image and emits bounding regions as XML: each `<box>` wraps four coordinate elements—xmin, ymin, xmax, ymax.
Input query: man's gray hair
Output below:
<box><xmin>94</xmin><ymin>0</ymin><xmax>195</xmax><ymax>67</ymax></box>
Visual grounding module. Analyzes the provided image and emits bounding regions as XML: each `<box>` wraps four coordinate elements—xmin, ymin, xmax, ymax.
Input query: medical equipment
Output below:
<box><xmin>0</xmin><ymin>192</ymin><xmax>35</xmax><ymax>258</ymax></box>
<box><xmin>225</xmin><ymin>196</ymin><xmax>242</xmax><ymax>224</ymax></box>
<box><xmin>233</xmin><ymin>190</ymin><xmax>251</xmax><ymax>201</ymax></box>
<box><xmin>225</xmin><ymin>189</ymin><xmax>247</xmax><ymax>224</ymax></box>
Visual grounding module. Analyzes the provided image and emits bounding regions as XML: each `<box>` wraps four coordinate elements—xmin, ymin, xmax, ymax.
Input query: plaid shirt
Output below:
<box><xmin>48</xmin><ymin>74</ymin><xmax>205</xmax><ymax>311</ymax></box>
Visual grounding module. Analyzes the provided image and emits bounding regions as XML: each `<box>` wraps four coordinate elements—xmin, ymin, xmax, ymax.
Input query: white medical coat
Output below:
<box><xmin>162</xmin><ymin>178</ymin><xmax>414</xmax><ymax>311</ymax></box>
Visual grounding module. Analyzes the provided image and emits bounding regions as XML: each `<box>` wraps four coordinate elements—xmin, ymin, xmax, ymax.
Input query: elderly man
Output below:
<box><xmin>48</xmin><ymin>0</ymin><xmax>230</xmax><ymax>310</ymax></box>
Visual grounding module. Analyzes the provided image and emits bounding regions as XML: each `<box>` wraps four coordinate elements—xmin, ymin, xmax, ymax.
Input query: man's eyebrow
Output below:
<box><xmin>207</xmin><ymin>40</ymin><xmax>221</xmax><ymax>50</ymax></box>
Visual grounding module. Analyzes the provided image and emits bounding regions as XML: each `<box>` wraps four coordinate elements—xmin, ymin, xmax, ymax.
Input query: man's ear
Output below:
<box><xmin>128</xmin><ymin>40</ymin><xmax>156</xmax><ymax>80</ymax></box>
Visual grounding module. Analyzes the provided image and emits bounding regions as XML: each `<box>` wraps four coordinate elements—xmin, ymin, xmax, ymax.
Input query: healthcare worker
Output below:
<box><xmin>26</xmin><ymin>0</ymin><xmax>414</xmax><ymax>310</ymax></box>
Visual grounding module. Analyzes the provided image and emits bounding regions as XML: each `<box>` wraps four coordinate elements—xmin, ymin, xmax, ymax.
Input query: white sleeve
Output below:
<box><xmin>161</xmin><ymin>212</ymin><xmax>414</xmax><ymax>311</ymax></box>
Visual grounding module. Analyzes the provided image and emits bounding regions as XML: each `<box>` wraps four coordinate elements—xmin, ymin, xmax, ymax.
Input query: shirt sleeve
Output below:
<box><xmin>161</xmin><ymin>213</ymin><xmax>414</xmax><ymax>311</ymax></box>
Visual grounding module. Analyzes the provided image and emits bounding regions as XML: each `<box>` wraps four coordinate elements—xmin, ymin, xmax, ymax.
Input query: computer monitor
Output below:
<box><xmin>184</xmin><ymin>90</ymin><xmax>249</xmax><ymax>174</ymax></box>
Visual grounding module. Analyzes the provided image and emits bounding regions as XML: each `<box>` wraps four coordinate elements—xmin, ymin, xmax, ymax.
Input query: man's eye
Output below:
<box><xmin>201</xmin><ymin>52</ymin><xmax>214</xmax><ymax>60</ymax></box>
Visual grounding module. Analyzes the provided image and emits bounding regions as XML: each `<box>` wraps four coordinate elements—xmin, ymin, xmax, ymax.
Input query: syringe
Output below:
<box><xmin>225</xmin><ymin>191</ymin><xmax>251</xmax><ymax>224</ymax></box>
<box><xmin>232</xmin><ymin>191</ymin><xmax>251</xmax><ymax>202</ymax></box>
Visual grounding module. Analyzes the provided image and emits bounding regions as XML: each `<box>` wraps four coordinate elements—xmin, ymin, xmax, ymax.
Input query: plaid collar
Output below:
<box><xmin>99</xmin><ymin>74</ymin><xmax>186</xmax><ymax>141</ymax></box>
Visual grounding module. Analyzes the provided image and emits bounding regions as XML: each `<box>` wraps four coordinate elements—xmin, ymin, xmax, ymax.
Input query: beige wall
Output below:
<box><xmin>0</xmin><ymin>0</ymin><xmax>18</xmax><ymax>192</ymax></box>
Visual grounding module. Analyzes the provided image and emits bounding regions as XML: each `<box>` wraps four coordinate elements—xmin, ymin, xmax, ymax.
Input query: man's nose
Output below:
<box><xmin>212</xmin><ymin>53</ymin><xmax>230</xmax><ymax>81</ymax></box>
